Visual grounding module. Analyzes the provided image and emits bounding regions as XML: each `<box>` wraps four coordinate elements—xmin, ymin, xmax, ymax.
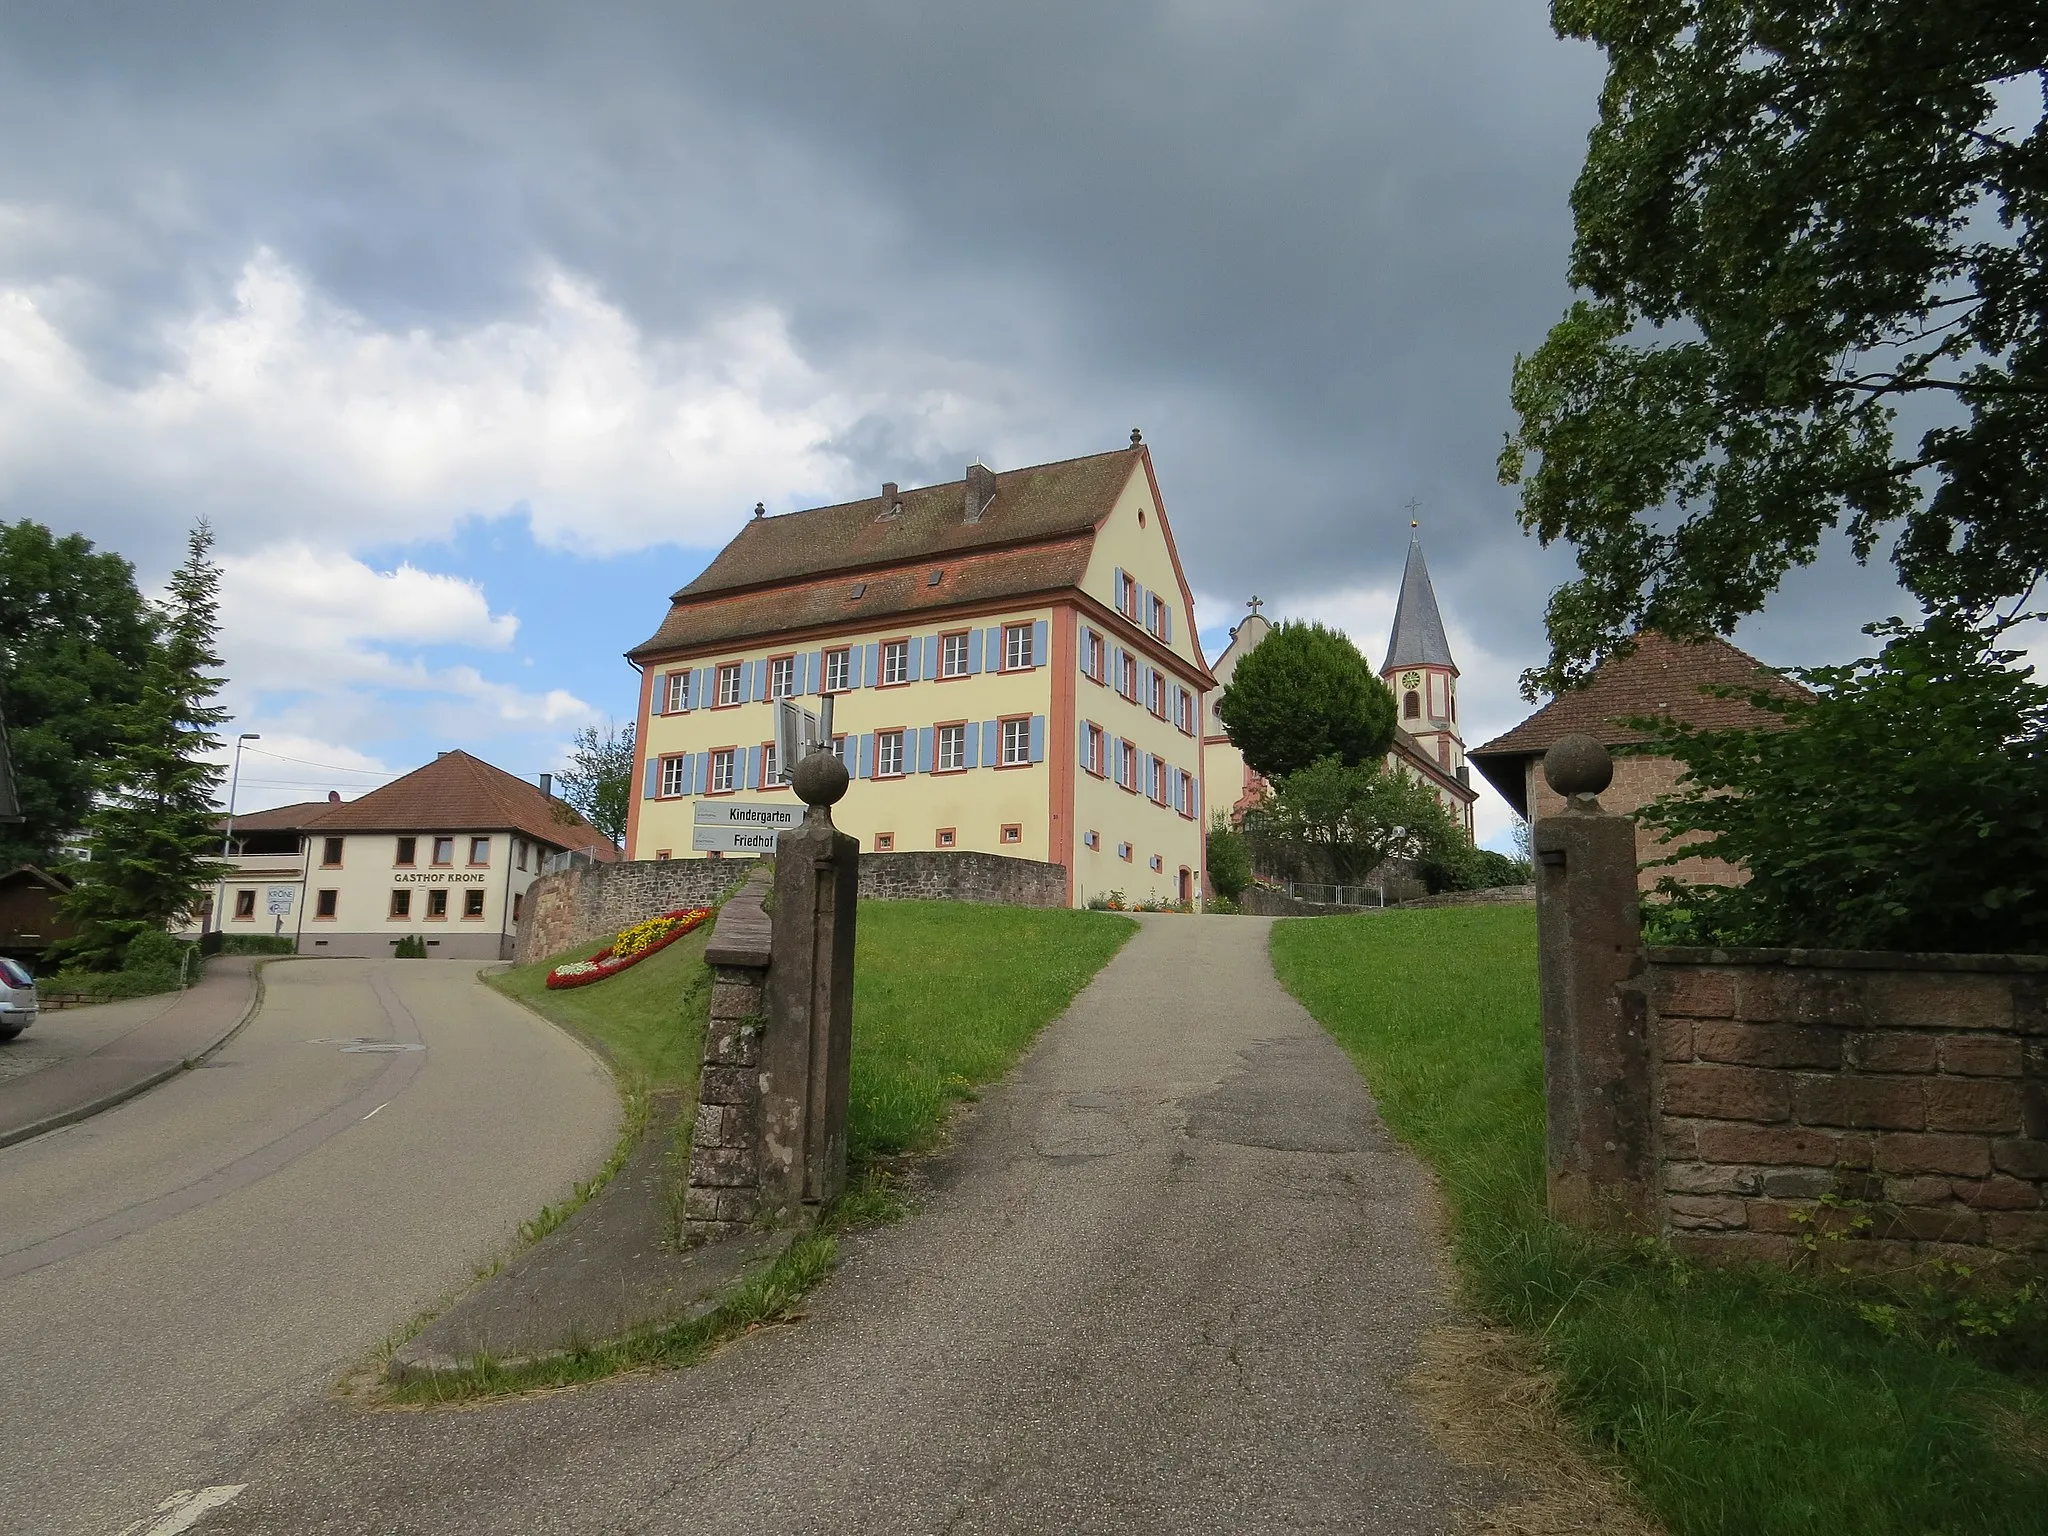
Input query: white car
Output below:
<box><xmin>0</xmin><ymin>957</ymin><xmax>37</xmax><ymax>1041</ymax></box>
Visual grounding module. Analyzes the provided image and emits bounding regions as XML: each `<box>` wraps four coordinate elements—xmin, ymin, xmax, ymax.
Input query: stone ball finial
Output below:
<box><xmin>1543</xmin><ymin>734</ymin><xmax>1613</xmax><ymax>801</ymax></box>
<box><xmin>1130</xmin><ymin>427</ymin><xmax>1143</xmax><ymax>446</ymax></box>
<box><xmin>791</xmin><ymin>748</ymin><xmax>850</xmax><ymax>809</ymax></box>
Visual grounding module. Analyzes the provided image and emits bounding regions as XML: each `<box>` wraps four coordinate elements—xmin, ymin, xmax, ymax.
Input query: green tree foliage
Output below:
<box><xmin>1417</xmin><ymin>842</ymin><xmax>1535</xmax><ymax>895</ymax></box>
<box><xmin>555</xmin><ymin>720</ymin><xmax>635</xmax><ymax>846</ymax></box>
<box><xmin>1635</xmin><ymin>621</ymin><xmax>2048</xmax><ymax>953</ymax></box>
<box><xmin>58</xmin><ymin>524</ymin><xmax>232</xmax><ymax>969</ymax></box>
<box><xmin>1250</xmin><ymin>758</ymin><xmax>1465</xmax><ymax>886</ymax></box>
<box><xmin>1205</xmin><ymin>813</ymin><xmax>1253</xmax><ymax>900</ymax></box>
<box><xmin>1500</xmin><ymin>1</ymin><xmax>2048</xmax><ymax>694</ymax></box>
<box><xmin>1216</xmin><ymin>622</ymin><xmax>1396</xmax><ymax>777</ymax></box>
<box><xmin>0</xmin><ymin>521</ymin><xmax>155</xmax><ymax>866</ymax></box>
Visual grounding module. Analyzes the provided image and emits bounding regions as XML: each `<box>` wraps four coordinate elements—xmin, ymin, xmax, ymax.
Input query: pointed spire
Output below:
<box><xmin>1384</xmin><ymin>535</ymin><xmax>1456</xmax><ymax>672</ymax></box>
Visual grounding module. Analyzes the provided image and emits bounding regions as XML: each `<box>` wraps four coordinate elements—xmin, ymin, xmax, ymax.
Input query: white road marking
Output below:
<box><xmin>361</xmin><ymin>1100</ymin><xmax>391</xmax><ymax>1121</ymax></box>
<box><xmin>115</xmin><ymin>1484</ymin><xmax>247</xmax><ymax>1535</ymax></box>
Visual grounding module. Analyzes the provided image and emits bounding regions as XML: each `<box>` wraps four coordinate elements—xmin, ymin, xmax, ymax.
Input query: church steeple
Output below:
<box><xmin>1380</xmin><ymin>530</ymin><xmax>1465</xmax><ymax>778</ymax></box>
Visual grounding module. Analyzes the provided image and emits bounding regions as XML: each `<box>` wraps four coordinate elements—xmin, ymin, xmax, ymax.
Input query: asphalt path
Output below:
<box><xmin>207</xmin><ymin>915</ymin><xmax>1494</xmax><ymax>1535</ymax></box>
<box><xmin>0</xmin><ymin>959</ymin><xmax>619</xmax><ymax>1536</ymax></box>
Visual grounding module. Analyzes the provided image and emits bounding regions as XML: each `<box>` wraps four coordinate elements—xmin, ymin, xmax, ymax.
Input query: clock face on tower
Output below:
<box><xmin>1400</xmin><ymin>670</ymin><xmax>1422</xmax><ymax>691</ymax></box>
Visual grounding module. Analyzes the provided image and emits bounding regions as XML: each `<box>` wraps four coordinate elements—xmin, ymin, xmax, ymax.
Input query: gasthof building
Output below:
<box><xmin>200</xmin><ymin>751</ymin><xmax>616</xmax><ymax>959</ymax></box>
<box><xmin>626</xmin><ymin>440</ymin><xmax>1216</xmax><ymax>907</ymax></box>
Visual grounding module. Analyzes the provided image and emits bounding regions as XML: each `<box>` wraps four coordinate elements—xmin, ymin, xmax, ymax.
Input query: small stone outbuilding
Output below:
<box><xmin>1468</xmin><ymin>633</ymin><xmax>1806</xmax><ymax>889</ymax></box>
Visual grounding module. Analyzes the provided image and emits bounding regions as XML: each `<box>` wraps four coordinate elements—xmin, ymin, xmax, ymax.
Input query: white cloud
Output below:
<box><xmin>208</xmin><ymin>543</ymin><xmax>595</xmax><ymax>806</ymax></box>
<box><xmin>0</xmin><ymin>246</ymin><xmax>871</xmax><ymax>556</ymax></box>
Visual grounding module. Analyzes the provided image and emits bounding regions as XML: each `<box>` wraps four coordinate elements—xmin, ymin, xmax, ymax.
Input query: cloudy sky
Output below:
<box><xmin>0</xmin><ymin>3</ymin><xmax>1940</xmax><ymax>848</ymax></box>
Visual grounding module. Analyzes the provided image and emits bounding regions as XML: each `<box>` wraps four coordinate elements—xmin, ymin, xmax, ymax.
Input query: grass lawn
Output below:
<box><xmin>490</xmin><ymin>924</ymin><xmax>714</xmax><ymax>1095</ymax></box>
<box><xmin>1271</xmin><ymin>907</ymin><xmax>2048</xmax><ymax>1536</ymax></box>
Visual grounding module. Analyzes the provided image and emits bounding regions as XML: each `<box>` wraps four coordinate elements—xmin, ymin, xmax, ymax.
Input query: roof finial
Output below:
<box><xmin>1247</xmin><ymin>594</ymin><xmax>1264</xmax><ymax>617</ymax></box>
<box><xmin>1404</xmin><ymin>496</ymin><xmax>1421</xmax><ymax>529</ymax></box>
<box><xmin>1130</xmin><ymin>427</ymin><xmax>1143</xmax><ymax>446</ymax></box>
<box><xmin>753</xmin><ymin>501</ymin><xmax>765</xmax><ymax>518</ymax></box>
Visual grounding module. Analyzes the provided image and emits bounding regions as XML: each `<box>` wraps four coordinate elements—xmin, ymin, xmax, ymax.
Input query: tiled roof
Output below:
<box><xmin>221</xmin><ymin>800</ymin><xmax>333</xmax><ymax>833</ymax></box>
<box><xmin>1470</xmin><ymin>633</ymin><xmax>1804</xmax><ymax>760</ymax></box>
<box><xmin>260</xmin><ymin>753</ymin><xmax>618</xmax><ymax>858</ymax></box>
<box><xmin>675</xmin><ymin>447</ymin><xmax>1142</xmax><ymax>600</ymax></box>
<box><xmin>631</xmin><ymin>538</ymin><xmax>1096</xmax><ymax>659</ymax></box>
<box><xmin>1384</xmin><ymin>538</ymin><xmax>1456</xmax><ymax>671</ymax></box>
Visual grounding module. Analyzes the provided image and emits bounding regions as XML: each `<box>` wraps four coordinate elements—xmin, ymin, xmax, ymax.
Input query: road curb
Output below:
<box><xmin>0</xmin><ymin>959</ymin><xmax>273</xmax><ymax>1150</ymax></box>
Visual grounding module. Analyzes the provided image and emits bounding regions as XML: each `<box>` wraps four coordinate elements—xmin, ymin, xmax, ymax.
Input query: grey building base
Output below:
<box><xmin>297</xmin><ymin>931</ymin><xmax>514</xmax><ymax>960</ymax></box>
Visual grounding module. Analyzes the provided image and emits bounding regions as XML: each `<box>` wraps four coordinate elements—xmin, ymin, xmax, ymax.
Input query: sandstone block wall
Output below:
<box><xmin>856</xmin><ymin>850</ymin><xmax>1066</xmax><ymax>907</ymax></box>
<box><xmin>1643</xmin><ymin>950</ymin><xmax>2047</xmax><ymax>1271</ymax></box>
<box><xmin>683</xmin><ymin>960</ymin><xmax>767</xmax><ymax>1240</ymax></box>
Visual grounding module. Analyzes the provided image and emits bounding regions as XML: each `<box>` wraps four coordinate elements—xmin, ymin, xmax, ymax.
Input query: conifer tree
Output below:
<box><xmin>58</xmin><ymin>522</ymin><xmax>232</xmax><ymax>969</ymax></box>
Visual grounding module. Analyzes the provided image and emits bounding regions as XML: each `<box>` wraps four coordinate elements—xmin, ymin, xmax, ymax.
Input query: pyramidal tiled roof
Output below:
<box><xmin>1383</xmin><ymin>537</ymin><xmax>1455</xmax><ymax>672</ymax></box>
<box><xmin>266</xmin><ymin>752</ymin><xmax>618</xmax><ymax>858</ymax></box>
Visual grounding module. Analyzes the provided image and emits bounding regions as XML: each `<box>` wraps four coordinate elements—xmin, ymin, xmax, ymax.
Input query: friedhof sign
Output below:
<box><xmin>692</xmin><ymin>826</ymin><xmax>782</xmax><ymax>854</ymax></box>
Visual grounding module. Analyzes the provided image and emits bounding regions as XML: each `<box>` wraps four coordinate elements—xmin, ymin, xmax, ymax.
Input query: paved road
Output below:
<box><xmin>0</xmin><ymin>959</ymin><xmax>619</xmax><ymax>1536</ymax></box>
<box><xmin>209</xmin><ymin>915</ymin><xmax>1493</xmax><ymax>1535</ymax></box>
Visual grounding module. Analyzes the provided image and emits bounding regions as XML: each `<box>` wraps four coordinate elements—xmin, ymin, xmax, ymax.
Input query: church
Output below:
<box><xmin>1201</xmin><ymin>530</ymin><xmax>1479</xmax><ymax>837</ymax></box>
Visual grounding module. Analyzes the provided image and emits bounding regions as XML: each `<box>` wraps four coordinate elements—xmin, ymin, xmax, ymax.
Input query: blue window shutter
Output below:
<box><xmin>1077</xmin><ymin>720</ymin><xmax>1087</xmax><ymax>764</ymax></box>
<box><xmin>984</xmin><ymin>626</ymin><xmax>1001</xmax><ymax>666</ymax></box>
<box><xmin>1029</xmin><ymin>715</ymin><xmax>1045</xmax><ymax>763</ymax></box>
<box><xmin>652</xmin><ymin>678</ymin><xmax>666</xmax><ymax>717</ymax></box>
<box><xmin>1113</xmin><ymin>566</ymin><xmax>1125</xmax><ymax>608</ymax></box>
<box><xmin>642</xmin><ymin>756</ymin><xmax>660</xmax><ymax>799</ymax></box>
<box><xmin>1032</xmin><ymin>619</ymin><xmax>1048</xmax><ymax>667</ymax></box>
<box><xmin>918</xmin><ymin>726</ymin><xmax>934</xmax><ymax>773</ymax></box>
<box><xmin>1162</xmin><ymin>604</ymin><xmax>1173</xmax><ymax>644</ymax></box>
<box><xmin>905</xmin><ymin>639</ymin><xmax>921</xmax><ymax>683</ymax></box>
<box><xmin>981</xmin><ymin>719</ymin><xmax>999</xmax><ymax>764</ymax></box>
<box><xmin>752</xmin><ymin>661</ymin><xmax>766</xmax><ymax>702</ymax></box>
<box><xmin>964</xmin><ymin>724</ymin><xmax>980</xmax><ymax>769</ymax></box>
<box><xmin>865</xmin><ymin>643</ymin><xmax>881</xmax><ymax>687</ymax></box>
<box><xmin>924</xmin><ymin>635</ymin><xmax>940</xmax><ymax>677</ymax></box>
<box><xmin>859</xmin><ymin>733</ymin><xmax>875</xmax><ymax>778</ymax></box>
<box><xmin>967</xmin><ymin>627</ymin><xmax>983</xmax><ymax>674</ymax></box>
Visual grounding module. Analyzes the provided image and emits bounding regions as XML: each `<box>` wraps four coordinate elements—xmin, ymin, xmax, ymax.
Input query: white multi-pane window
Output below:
<box><xmin>825</xmin><ymin>647</ymin><xmax>851</xmax><ymax>691</ymax></box>
<box><xmin>1001</xmin><ymin>717</ymin><xmax>1031</xmax><ymax>765</ymax></box>
<box><xmin>883</xmin><ymin>640</ymin><xmax>910</xmax><ymax>685</ymax></box>
<box><xmin>770</xmin><ymin>656</ymin><xmax>795</xmax><ymax>698</ymax></box>
<box><xmin>660</xmin><ymin>756</ymin><xmax>688</xmax><ymax>797</ymax></box>
<box><xmin>717</xmin><ymin>664</ymin><xmax>742</xmax><ymax>706</ymax></box>
<box><xmin>1082</xmin><ymin>628</ymin><xmax>1103</xmax><ymax>680</ymax></box>
<box><xmin>1119</xmin><ymin>653</ymin><xmax>1137</xmax><ymax>699</ymax></box>
<box><xmin>1151</xmin><ymin>759</ymin><xmax>1168</xmax><ymax>804</ymax></box>
<box><xmin>763</xmin><ymin>741</ymin><xmax>781</xmax><ymax>784</ymax></box>
<box><xmin>1084</xmin><ymin>724</ymin><xmax>1105</xmax><ymax>775</ymax></box>
<box><xmin>1118</xmin><ymin>572</ymin><xmax>1137</xmax><ymax>617</ymax></box>
<box><xmin>1147</xmin><ymin>672</ymin><xmax>1164</xmax><ymax>717</ymax></box>
<box><xmin>1149</xmin><ymin>595</ymin><xmax>1166</xmax><ymax>637</ymax></box>
<box><xmin>664</xmin><ymin>671</ymin><xmax>689</xmax><ymax>712</ymax></box>
<box><xmin>941</xmin><ymin>632</ymin><xmax>970</xmax><ymax>677</ymax></box>
<box><xmin>1116</xmin><ymin>740</ymin><xmax>1135</xmax><ymax>789</ymax></box>
<box><xmin>937</xmin><ymin>724</ymin><xmax>966</xmax><ymax>770</ymax></box>
<box><xmin>711</xmin><ymin>749</ymin><xmax>736</xmax><ymax>793</ymax></box>
<box><xmin>876</xmin><ymin>730</ymin><xmax>905</xmax><ymax>777</ymax></box>
<box><xmin>1179</xmin><ymin>770</ymin><xmax>1196</xmax><ymax>816</ymax></box>
<box><xmin>1003</xmin><ymin>624</ymin><xmax>1033</xmax><ymax>671</ymax></box>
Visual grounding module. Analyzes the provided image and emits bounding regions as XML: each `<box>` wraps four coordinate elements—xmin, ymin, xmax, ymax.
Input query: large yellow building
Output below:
<box><xmin>626</xmin><ymin>440</ymin><xmax>1217</xmax><ymax>907</ymax></box>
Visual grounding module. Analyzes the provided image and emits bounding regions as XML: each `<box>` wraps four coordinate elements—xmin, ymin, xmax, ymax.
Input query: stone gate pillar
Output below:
<box><xmin>1534</xmin><ymin>734</ymin><xmax>1656</xmax><ymax>1234</ymax></box>
<box><xmin>760</xmin><ymin>747</ymin><xmax>858</xmax><ymax>1219</ymax></box>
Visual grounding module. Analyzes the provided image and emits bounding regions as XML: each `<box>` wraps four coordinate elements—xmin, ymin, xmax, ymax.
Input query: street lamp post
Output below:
<box><xmin>212</xmin><ymin>733</ymin><xmax>260</xmax><ymax>934</ymax></box>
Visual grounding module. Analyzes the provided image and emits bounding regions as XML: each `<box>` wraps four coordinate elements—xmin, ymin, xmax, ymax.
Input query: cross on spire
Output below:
<box><xmin>1404</xmin><ymin>497</ymin><xmax>1422</xmax><ymax>528</ymax></box>
<box><xmin>1246</xmin><ymin>595</ymin><xmax>1264</xmax><ymax>617</ymax></box>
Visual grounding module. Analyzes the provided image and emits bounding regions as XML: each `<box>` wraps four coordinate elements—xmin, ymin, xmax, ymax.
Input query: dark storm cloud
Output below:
<box><xmin>0</xmin><ymin>1</ymin><xmax>1906</xmax><ymax>677</ymax></box>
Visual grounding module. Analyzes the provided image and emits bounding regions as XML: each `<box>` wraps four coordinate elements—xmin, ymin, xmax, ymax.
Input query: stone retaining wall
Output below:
<box><xmin>1641</xmin><ymin>949</ymin><xmax>2048</xmax><ymax>1272</ymax></box>
<box><xmin>515</xmin><ymin>850</ymin><xmax>1066</xmax><ymax>964</ymax></box>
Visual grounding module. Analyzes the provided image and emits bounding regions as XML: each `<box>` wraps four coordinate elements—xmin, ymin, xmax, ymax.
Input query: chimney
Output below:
<box><xmin>539</xmin><ymin>773</ymin><xmax>553</xmax><ymax>800</ymax></box>
<box><xmin>882</xmin><ymin>481</ymin><xmax>898</xmax><ymax>506</ymax></box>
<box><xmin>964</xmin><ymin>461</ymin><xmax>996</xmax><ymax>523</ymax></box>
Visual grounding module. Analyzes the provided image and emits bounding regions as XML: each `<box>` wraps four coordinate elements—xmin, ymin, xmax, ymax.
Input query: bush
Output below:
<box><xmin>1205</xmin><ymin>815</ymin><xmax>1253</xmax><ymax>900</ymax></box>
<box><xmin>393</xmin><ymin>934</ymin><xmax>428</xmax><ymax>959</ymax></box>
<box><xmin>1636</xmin><ymin>620</ymin><xmax>2048</xmax><ymax>953</ymax></box>
<box><xmin>1417</xmin><ymin>843</ymin><xmax>1534</xmax><ymax>894</ymax></box>
<box><xmin>1216</xmin><ymin>621</ymin><xmax>1396</xmax><ymax>777</ymax></box>
<box><xmin>220</xmin><ymin>934</ymin><xmax>296</xmax><ymax>955</ymax></box>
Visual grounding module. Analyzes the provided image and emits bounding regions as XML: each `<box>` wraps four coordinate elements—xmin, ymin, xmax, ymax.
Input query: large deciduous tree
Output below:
<box><xmin>59</xmin><ymin>523</ymin><xmax>232</xmax><ymax>969</ymax></box>
<box><xmin>0</xmin><ymin>521</ymin><xmax>155</xmax><ymax>867</ymax></box>
<box><xmin>555</xmin><ymin>721</ymin><xmax>635</xmax><ymax>847</ymax></box>
<box><xmin>1500</xmin><ymin>0</ymin><xmax>2048</xmax><ymax>694</ymax></box>
<box><xmin>1216</xmin><ymin>622</ymin><xmax>1396</xmax><ymax>778</ymax></box>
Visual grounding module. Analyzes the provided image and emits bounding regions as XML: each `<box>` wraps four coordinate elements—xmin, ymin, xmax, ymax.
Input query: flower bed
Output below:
<box><xmin>544</xmin><ymin>906</ymin><xmax>714</xmax><ymax>989</ymax></box>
